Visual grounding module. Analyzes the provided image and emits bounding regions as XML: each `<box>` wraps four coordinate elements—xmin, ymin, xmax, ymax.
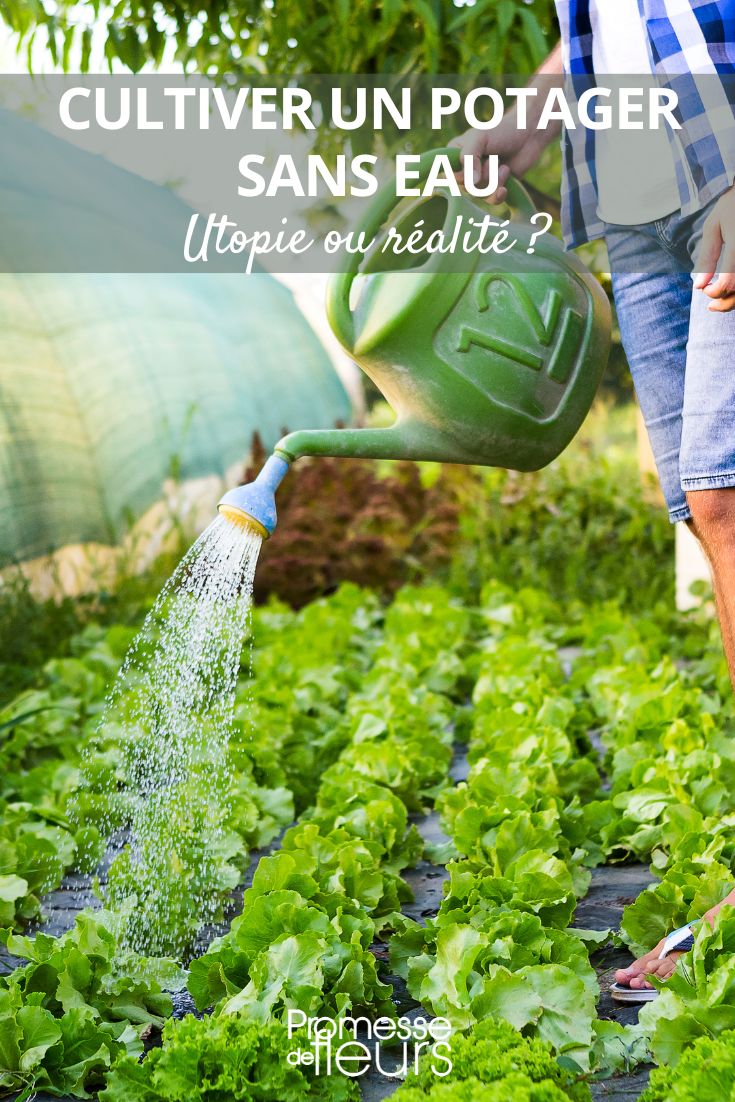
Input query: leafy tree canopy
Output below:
<box><xmin>0</xmin><ymin>0</ymin><xmax>557</xmax><ymax>76</ymax></box>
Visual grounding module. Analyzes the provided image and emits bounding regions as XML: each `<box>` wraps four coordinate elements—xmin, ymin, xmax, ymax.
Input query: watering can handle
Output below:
<box><xmin>326</xmin><ymin>146</ymin><xmax>537</xmax><ymax>350</ymax></box>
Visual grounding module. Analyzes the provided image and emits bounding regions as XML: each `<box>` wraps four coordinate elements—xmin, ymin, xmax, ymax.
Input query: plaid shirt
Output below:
<box><xmin>554</xmin><ymin>0</ymin><xmax>735</xmax><ymax>247</ymax></box>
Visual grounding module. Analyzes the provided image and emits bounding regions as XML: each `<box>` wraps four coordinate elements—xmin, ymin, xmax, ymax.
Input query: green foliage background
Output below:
<box><xmin>1</xmin><ymin>0</ymin><xmax>558</xmax><ymax>76</ymax></box>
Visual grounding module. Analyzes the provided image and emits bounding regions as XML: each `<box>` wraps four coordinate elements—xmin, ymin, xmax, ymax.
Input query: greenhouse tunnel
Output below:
<box><xmin>0</xmin><ymin>109</ymin><xmax>352</xmax><ymax>573</ymax></box>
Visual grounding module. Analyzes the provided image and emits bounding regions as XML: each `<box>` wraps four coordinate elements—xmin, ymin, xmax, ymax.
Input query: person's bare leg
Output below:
<box><xmin>616</xmin><ymin>488</ymin><xmax>735</xmax><ymax>989</ymax></box>
<box><xmin>687</xmin><ymin>491</ymin><xmax>735</xmax><ymax>685</ymax></box>
<box><xmin>705</xmin><ymin>561</ymin><xmax>735</xmax><ymax>678</ymax></box>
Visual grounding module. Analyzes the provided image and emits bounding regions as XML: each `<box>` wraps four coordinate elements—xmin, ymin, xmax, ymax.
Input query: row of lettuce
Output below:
<box><xmin>1</xmin><ymin>578</ymin><xmax>735</xmax><ymax>1097</ymax></box>
<box><xmin>1</xmin><ymin>583</ymin><xmax>462</xmax><ymax>1095</ymax></box>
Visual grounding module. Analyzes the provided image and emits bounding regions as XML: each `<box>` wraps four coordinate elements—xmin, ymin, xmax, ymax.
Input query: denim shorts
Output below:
<box><xmin>606</xmin><ymin>204</ymin><xmax>735</xmax><ymax>524</ymax></box>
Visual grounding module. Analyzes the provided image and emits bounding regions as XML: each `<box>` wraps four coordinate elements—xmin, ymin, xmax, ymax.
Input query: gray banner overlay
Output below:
<box><xmin>0</xmin><ymin>74</ymin><xmax>733</xmax><ymax>274</ymax></box>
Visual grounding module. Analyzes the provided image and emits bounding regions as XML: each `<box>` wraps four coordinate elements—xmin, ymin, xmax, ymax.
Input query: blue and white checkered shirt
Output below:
<box><xmin>554</xmin><ymin>0</ymin><xmax>735</xmax><ymax>247</ymax></box>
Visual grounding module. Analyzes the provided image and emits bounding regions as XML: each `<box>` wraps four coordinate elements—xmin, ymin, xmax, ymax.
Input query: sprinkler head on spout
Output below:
<box><xmin>217</xmin><ymin>454</ymin><xmax>290</xmax><ymax>539</ymax></box>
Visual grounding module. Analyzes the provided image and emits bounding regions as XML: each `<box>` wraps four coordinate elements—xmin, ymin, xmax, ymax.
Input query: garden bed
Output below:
<box><xmin>0</xmin><ymin>492</ymin><xmax>730</xmax><ymax>1101</ymax></box>
<box><xmin>1</xmin><ymin>743</ymin><xmax>657</xmax><ymax>1102</ymax></box>
<box><xmin>0</xmin><ymin>857</ymin><xmax>656</xmax><ymax>1102</ymax></box>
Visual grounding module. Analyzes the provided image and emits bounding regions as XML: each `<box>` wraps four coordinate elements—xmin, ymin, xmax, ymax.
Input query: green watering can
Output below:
<box><xmin>219</xmin><ymin>147</ymin><xmax>611</xmax><ymax>539</ymax></box>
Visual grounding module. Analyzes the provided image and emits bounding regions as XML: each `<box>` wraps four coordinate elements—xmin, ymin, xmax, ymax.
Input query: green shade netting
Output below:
<box><xmin>0</xmin><ymin>108</ymin><xmax>351</xmax><ymax>565</ymax></box>
<box><xmin>0</xmin><ymin>273</ymin><xmax>351</xmax><ymax>565</ymax></box>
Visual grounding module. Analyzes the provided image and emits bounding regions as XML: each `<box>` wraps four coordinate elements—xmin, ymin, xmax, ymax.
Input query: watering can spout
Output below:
<box><xmin>218</xmin><ymin>421</ymin><xmax>451</xmax><ymax>539</ymax></box>
<box><xmin>273</xmin><ymin>424</ymin><xmax>431</xmax><ymax>464</ymax></box>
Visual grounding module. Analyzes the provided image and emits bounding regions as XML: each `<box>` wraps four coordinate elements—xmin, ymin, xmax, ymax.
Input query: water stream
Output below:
<box><xmin>77</xmin><ymin>515</ymin><xmax>262</xmax><ymax>957</ymax></box>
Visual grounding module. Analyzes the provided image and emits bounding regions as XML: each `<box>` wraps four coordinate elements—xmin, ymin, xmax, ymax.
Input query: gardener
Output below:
<box><xmin>453</xmin><ymin>0</ymin><xmax>735</xmax><ymax>1000</ymax></box>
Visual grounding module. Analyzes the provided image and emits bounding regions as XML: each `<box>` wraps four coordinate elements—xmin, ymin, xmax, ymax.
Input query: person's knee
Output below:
<box><xmin>686</xmin><ymin>488</ymin><xmax>735</xmax><ymax>549</ymax></box>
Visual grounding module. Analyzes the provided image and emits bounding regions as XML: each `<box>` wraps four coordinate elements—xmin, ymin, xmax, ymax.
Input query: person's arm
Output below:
<box><xmin>694</xmin><ymin>189</ymin><xmax>735</xmax><ymax>313</ymax></box>
<box><xmin>451</xmin><ymin>41</ymin><xmax>564</xmax><ymax>204</ymax></box>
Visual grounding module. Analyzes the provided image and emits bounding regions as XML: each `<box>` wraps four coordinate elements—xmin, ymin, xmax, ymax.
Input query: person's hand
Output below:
<box><xmin>694</xmin><ymin>187</ymin><xmax>735</xmax><ymax>312</ymax></box>
<box><xmin>450</xmin><ymin>120</ymin><xmax>545</xmax><ymax>205</ymax></box>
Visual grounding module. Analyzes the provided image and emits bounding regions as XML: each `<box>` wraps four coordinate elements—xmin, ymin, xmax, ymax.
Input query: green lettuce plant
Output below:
<box><xmin>100</xmin><ymin>1014</ymin><xmax>360</xmax><ymax>1102</ymax></box>
<box><xmin>0</xmin><ymin>912</ymin><xmax>185</xmax><ymax>1098</ymax></box>
<box><xmin>392</xmin><ymin>1019</ymin><xmax>591</xmax><ymax>1101</ymax></box>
